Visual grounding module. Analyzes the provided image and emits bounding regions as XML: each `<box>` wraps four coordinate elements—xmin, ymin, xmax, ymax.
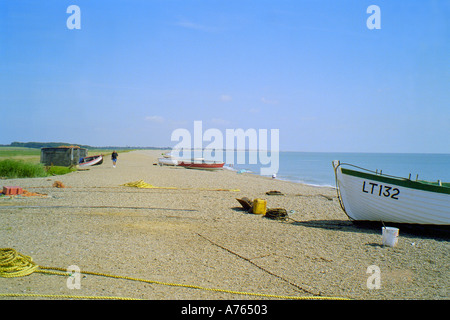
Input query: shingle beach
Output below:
<box><xmin>1</xmin><ymin>150</ymin><xmax>448</xmax><ymax>300</ymax></box>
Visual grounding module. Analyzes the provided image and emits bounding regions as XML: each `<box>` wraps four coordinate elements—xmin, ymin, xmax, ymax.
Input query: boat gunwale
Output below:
<box><xmin>340</xmin><ymin>166</ymin><xmax>450</xmax><ymax>195</ymax></box>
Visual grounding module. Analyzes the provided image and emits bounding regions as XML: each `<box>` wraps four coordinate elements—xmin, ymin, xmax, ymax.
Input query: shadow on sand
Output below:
<box><xmin>288</xmin><ymin>219</ymin><xmax>450</xmax><ymax>241</ymax></box>
<box><xmin>231</xmin><ymin>206</ymin><xmax>450</xmax><ymax>241</ymax></box>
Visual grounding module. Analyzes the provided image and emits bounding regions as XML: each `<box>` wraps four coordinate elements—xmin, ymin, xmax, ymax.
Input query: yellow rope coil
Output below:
<box><xmin>0</xmin><ymin>248</ymin><xmax>39</xmax><ymax>278</ymax></box>
<box><xmin>1</xmin><ymin>248</ymin><xmax>350</xmax><ymax>300</ymax></box>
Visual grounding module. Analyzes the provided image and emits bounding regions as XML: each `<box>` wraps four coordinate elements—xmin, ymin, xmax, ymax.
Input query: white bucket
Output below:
<box><xmin>382</xmin><ymin>227</ymin><xmax>399</xmax><ymax>247</ymax></box>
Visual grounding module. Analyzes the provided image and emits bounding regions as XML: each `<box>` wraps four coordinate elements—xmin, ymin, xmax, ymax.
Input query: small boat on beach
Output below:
<box><xmin>332</xmin><ymin>160</ymin><xmax>450</xmax><ymax>225</ymax></box>
<box><xmin>178</xmin><ymin>159</ymin><xmax>225</xmax><ymax>170</ymax></box>
<box><xmin>78</xmin><ymin>155</ymin><xmax>103</xmax><ymax>167</ymax></box>
<box><xmin>158</xmin><ymin>157</ymin><xmax>180</xmax><ymax>166</ymax></box>
<box><xmin>158</xmin><ymin>153</ymin><xmax>223</xmax><ymax>169</ymax></box>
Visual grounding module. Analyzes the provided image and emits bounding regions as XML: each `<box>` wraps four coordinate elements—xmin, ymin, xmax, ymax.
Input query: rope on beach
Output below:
<box><xmin>0</xmin><ymin>292</ymin><xmax>139</xmax><ymax>300</ymax></box>
<box><xmin>122</xmin><ymin>179</ymin><xmax>240</xmax><ymax>192</ymax></box>
<box><xmin>0</xmin><ymin>248</ymin><xmax>351</xmax><ymax>300</ymax></box>
<box><xmin>264</xmin><ymin>208</ymin><xmax>289</xmax><ymax>221</ymax></box>
<box><xmin>0</xmin><ymin>248</ymin><xmax>39</xmax><ymax>278</ymax></box>
<box><xmin>122</xmin><ymin>180</ymin><xmax>177</xmax><ymax>189</ymax></box>
<box><xmin>0</xmin><ymin>205</ymin><xmax>198</xmax><ymax>212</ymax></box>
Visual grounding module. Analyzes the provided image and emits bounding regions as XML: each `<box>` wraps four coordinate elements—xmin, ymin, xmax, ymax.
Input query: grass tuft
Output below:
<box><xmin>0</xmin><ymin>160</ymin><xmax>77</xmax><ymax>179</ymax></box>
<box><xmin>45</xmin><ymin>165</ymin><xmax>76</xmax><ymax>176</ymax></box>
<box><xmin>0</xmin><ymin>159</ymin><xmax>48</xmax><ymax>178</ymax></box>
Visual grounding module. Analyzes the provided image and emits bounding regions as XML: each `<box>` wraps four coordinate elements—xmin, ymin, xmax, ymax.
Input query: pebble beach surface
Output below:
<box><xmin>1</xmin><ymin>150</ymin><xmax>448</xmax><ymax>300</ymax></box>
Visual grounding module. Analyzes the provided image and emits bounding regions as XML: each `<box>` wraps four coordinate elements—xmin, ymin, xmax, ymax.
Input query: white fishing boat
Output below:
<box><xmin>332</xmin><ymin>160</ymin><xmax>450</xmax><ymax>225</ymax></box>
<box><xmin>158</xmin><ymin>153</ymin><xmax>210</xmax><ymax>167</ymax></box>
<box><xmin>158</xmin><ymin>157</ymin><xmax>180</xmax><ymax>166</ymax></box>
<box><xmin>78</xmin><ymin>155</ymin><xmax>103</xmax><ymax>167</ymax></box>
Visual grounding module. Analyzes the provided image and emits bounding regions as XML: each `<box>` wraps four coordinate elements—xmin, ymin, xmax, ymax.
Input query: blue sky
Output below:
<box><xmin>0</xmin><ymin>0</ymin><xmax>448</xmax><ymax>152</ymax></box>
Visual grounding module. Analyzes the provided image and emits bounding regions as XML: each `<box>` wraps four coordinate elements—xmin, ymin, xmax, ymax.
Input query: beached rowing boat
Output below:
<box><xmin>332</xmin><ymin>160</ymin><xmax>450</xmax><ymax>225</ymax></box>
<box><xmin>158</xmin><ymin>157</ymin><xmax>180</xmax><ymax>166</ymax></box>
<box><xmin>79</xmin><ymin>155</ymin><xmax>103</xmax><ymax>167</ymax></box>
<box><xmin>178</xmin><ymin>159</ymin><xmax>225</xmax><ymax>170</ymax></box>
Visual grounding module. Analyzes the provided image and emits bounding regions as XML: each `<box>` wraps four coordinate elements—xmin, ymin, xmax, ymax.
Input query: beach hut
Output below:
<box><xmin>40</xmin><ymin>146</ymin><xmax>87</xmax><ymax>167</ymax></box>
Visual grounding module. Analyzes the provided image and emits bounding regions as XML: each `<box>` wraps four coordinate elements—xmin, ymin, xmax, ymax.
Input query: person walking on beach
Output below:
<box><xmin>111</xmin><ymin>150</ymin><xmax>118</xmax><ymax>168</ymax></box>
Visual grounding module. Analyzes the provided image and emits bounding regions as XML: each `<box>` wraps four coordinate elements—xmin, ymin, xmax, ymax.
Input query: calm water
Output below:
<box><xmin>224</xmin><ymin>152</ymin><xmax>450</xmax><ymax>188</ymax></box>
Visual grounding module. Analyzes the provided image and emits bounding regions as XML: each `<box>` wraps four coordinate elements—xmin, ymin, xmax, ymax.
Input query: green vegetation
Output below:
<box><xmin>0</xmin><ymin>147</ymin><xmax>41</xmax><ymax>156</ymax></box>
<box><xmin>4</xmin><ymin>141</ymin><xmax>169</xmax><ymax>150</ymax></box>
<box><xmin>0</xmin><ymin>159</ymin><xmax>48</xmax><ymax>178</ymax></box>
<box><xmin>0</xmin><ymin>146</ymin><xmax>78</xmax><ymax>178</ymax></box>
<box><xmin>0</xmin><ymin>147</ymin><xmax>41</xmax><ymax>162</ymax></box>
<box><xmin>8</xmin><ymin>141</ymin><xmax>91</xmax><ymax>149</ymax></box>
<box><xmin>45</xmin><ymin>165</ymin><xmax>77</xmax><ymax>176</ymax></box>
<box><xmin>0</xmin><ymin>146</ymin><xmax>135</xmax><ymax>179</ymax></box>
<box><xmin>0</xmin><ymin>159</ymin><xmax>76</xmax><ymax>179</ymax></box>
<box><xmin>0</xmin><ymin>143</ymin><xmax>143</xmax><ymax>179</ymax></box>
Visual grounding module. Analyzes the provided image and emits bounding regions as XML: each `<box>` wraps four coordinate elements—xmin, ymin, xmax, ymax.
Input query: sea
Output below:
<box><xmin>221</xmin><ymin>152</ymin><xmax>450</xmax><ymax>188</ymax></box>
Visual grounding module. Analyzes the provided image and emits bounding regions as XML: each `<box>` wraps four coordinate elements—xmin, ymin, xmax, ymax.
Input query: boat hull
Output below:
<box><xmin>79</xmin><ymin>155</ymin><xmax>103</xmax><ymax>167</ymax></box>
<box><xmin>178</xmin><ymin>160</ymin><xmax>224</xmax><ymax>170</ymax></box>
<box><xmin>333</xmin><ymin>161</ymin><xmax>450</xmax><ymax>225</ymax></box>
<box><xmin>158</xmin><ymin>157</ymin><xmax>180</xmax><ymax>166</ymax></box>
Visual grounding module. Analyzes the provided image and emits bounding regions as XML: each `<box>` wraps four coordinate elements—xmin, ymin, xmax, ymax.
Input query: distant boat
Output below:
<box><xmin>79</xmin><ymin>155</ymin><xmax>103</xmax><ymax>167</ymax></box>
<box><xmin>158</xmin><ymin>157</ymin><xmax>180</xmax><ymax>166</ymax></box>
<box><xmin>332</xmin><ymin>160</ymin><xmax>450</xmax><ymax>225</ymax></box>
<box><xmin>178</xmin><ymin>159</ymin><xmax>225</xmax><ymax>170</ymax></box>
<box><xmin>158</xmin><ymin>154</ymin><xmax>217</xmax><ymax>168</ymax></box>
